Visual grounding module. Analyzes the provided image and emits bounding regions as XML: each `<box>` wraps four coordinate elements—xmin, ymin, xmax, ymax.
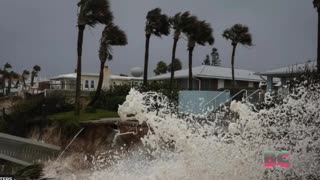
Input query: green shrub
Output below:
<box><xmin>91</xmin><ymin>84</ymin><xmax>130</xmax><ymax>111</ymax></box>
<box><xmin>105</xmin><ymin>96</ymin><xmax>126</xmax><ymax>111</ymax></box>
<box><xmin>2</xmin><ymin>95</ymin><xmax>74</xmax><ymax>136</ymax></box>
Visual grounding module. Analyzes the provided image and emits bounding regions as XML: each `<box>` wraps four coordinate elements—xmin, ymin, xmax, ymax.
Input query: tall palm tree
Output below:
<box><xmin>169</xmin><ymin>12</ymin><xmax>197</xmax><ymax>91</ymax></box>
<box><xmin>185</xmin><ymin>20</ymin><xmax>214</xmax><ymax>90</ymax></box>
<box><xmin>4</xmin><ymin>63</ymin><xmax>12</xmax><ymax>95</ymax></box>
<box><xmin>89</xmin><ymin>24</ymin><xmax>127</xmax><ymax>106</ymax></box>
<box><xmin>223</xmin><ymin>24</ymin><xmax>252</xmax><ymax>87</ymax></box>
<box><xmin>143</xmin><ymin>8</ymin><xmax>170</xmax><ymax>87</ymax></box>
<box><xmin>31</xmin><ymin>65</ymin><xmax>41</xmax><ymax>87</ymax></box>
<box><xmin>314</xmin><ymin>0</ymin><xmax>320</xmax><ymax>73</ymax></box>
<box><xmin>75</xmin><ymin>0</ymin><xmax>114</xmax><ymax>115</ymax></box>
<box><xmin>22</xmin><ymin>70</ymin><xmax>30</xmax><ymax>88</ymax></box>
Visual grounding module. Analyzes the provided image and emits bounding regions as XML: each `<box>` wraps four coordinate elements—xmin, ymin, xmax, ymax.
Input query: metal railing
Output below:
<box><xmin>0</xmin><ymin>133</ymin><xmax>60</xmax><ymax>166</ymax></box>
<box><xmin>203</xmin><ymin>90</ymin><xmax>230</xmax><ymax>112</ymax></box>
<box><xmin>246</xmin><ymin>89</ymin><xmax>264</xmax><ymax>104</ymax></box>
<box><xmin>221</xmin><ymin>89</ymin><xmax>248</xmax><ymax>107</ymax></box>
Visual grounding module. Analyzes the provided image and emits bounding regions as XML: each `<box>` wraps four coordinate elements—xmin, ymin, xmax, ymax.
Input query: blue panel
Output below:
<box><xmin>179</xmin><ymin>91</ymin><xmax>230</xmax><ymax>115</ymax></box>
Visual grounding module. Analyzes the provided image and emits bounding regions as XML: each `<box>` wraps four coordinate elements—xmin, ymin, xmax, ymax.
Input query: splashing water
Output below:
<box><xmin>45</xmin><ymin>82</ymin><xmax>320</xmax><ymax>180</ymax></box>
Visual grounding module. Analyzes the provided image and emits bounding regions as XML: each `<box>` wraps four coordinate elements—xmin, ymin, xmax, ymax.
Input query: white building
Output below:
<box><xmin>149</xmin><ymin>65</ymin><xmax>265</xmax><ymax>90</ymax></box>
<box><xmin>49</xmin><ymin>66</ymin><xmax>142</xmax><ymax>91</ymax></box>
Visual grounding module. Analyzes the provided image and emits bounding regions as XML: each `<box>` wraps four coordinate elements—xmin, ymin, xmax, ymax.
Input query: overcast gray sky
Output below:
<box><xmin>0</xmin><ymin>0</ymin><xmax>317</xmax><ymax>78</ymax></box>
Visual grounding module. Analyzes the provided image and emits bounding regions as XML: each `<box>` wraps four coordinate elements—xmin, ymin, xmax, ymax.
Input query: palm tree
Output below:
<box><xmin>169</xmin><ymin>12</ymin><xmax>197</xmax><ymax>91</ymax></box>
<box><xmin>15</xmin><ymin>163</ymin><xmax>44</xmax><ymax>180</ymax></box>
<box><xmin>75</xmin><ymin>0</ymin><xmax>114</xmax><ymax>115</ymax></box>
<box><xmin>89</xmin><ymin>24</ymin><xmax>127</xmax><ymax>106</ymax></box>
<box><xmin>4</xmin><ymin>63</ymin><xmax>12</xmax><ymax>95</ymax></box>
<box><xmin>185</xmin><ymin>20</ymin><xmax>214</xmax><ymax>90</ymax></box>
<box><xmin>314</xmin><ymin>0</ymin><xmax>320</xmax><ymax>73</ymax></box>
<box><xmin>143</xmin><ymin>8</ymin><xmax>170</xmax><ymax>87</ymax></box>
<box><xmin>31</xmin><ymin>65</ymin><xmax>41</xmax><ymax>87</ymax></box>
<box><xmin>22</xmin><ymin>70</ymin><xmax>30</xmax><ymax>88</ymax></box>
<box><xmin>223</xmin><ymin>24</ymin><xmax>252</xmax><ymax>87</ymax></box>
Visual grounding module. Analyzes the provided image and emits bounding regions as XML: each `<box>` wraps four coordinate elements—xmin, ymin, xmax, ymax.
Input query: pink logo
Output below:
<box><xmin>264</xmin><ymin>151</ymin><xmax>291</xmax><ymax>168</ymax></box>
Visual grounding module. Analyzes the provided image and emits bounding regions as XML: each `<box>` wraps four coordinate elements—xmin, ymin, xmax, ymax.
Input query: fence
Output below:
<box><xmin>0</xmin><ymin>133</ymin><xmax>60</xmax><ymax>166</ymax></box>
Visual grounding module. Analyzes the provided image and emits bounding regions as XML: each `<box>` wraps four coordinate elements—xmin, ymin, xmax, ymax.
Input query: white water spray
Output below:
<box><xmin>45</xmin><ymin>82</ymin><xmax>320</xmax><ymax>180</ymax></box>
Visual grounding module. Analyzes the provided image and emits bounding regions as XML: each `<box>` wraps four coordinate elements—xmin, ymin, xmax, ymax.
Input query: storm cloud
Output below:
<box><xmin>0</xmin><ymin>0</ymin><xmax>317</xmax><ymax>78</ymax></box>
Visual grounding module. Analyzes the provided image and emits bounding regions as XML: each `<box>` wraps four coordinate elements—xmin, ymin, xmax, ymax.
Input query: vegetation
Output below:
<box><xmin>22</xmin><ymin>70</ymin><xmax>30</xmax><ymax>88</ymax></box>
<box><xmin>185</xmin><ymin>19</ymin><xmax>214</xmax><ymax>90</ymax></box>
<box><xmin>202</xmin><ymin>55</ymin><xmax>210</xmax><ymax>65</ymax></box>
<box><xmin>223</xmin><ymin>24</ymin><xmax>253</xmax><ymax>87</ymax></box>
<box><xmin>202</xmin><ymin>48</ymin><xmax>221</xmax><ymax>66</ymax></box>
<box><xmin>0</xmin><ymin>95</ymin><xmax>73</xmax><ymax>136</ymax></box>
<box><xmin>211</xmin><ymin>47</ymin><xmax>221</xmax><ymax>66</ymax></box>
<box><xmin>91</xmin><ymin>83</ymin><xmax>131</xmax><ymax>111</ymax></box>
<box><xmin>15</xmin><ymin>163</ymin><xmax>44</xmax><ymax>180</ymax></box>
<box><xmin>143</xmin><ymin>8</ymin><xmax>170</xmax><ymax>86</ymax></box>
<box><xmin>4</xmin><ymin>63</ymin><xmax>13</xmax><ymax>94</ymax></box>
<box><xmin>89</xmin><ymin>24</ymin><xmax>128</xmax><ymax>106</ymax></box>
<box><xmin>75</xmin><ymin>0</ymin><xmax>114</xmax><ymax>115</ymax></box>
<box><xmin>169</xmin><ymin>12</ymin><xmax>196</xmax><ymax>92</ymax></box>
<box><xmin>167</xmin><ymin>58</ymin><xmax>182</xmax><ymax>72</ymax></box>
<box><xmin>49</xmin><ymin>109</ymin><xmax>118</xmax><ymax>121</ymax></box>
<box><xmin>30</xmin><ymin>65</ymin><xmax>41</xmax><ymax>87</ymax></box>
<box><xmin>313</xmin><ymin>0</ymin><xmax>320</xmax><ymax>73</ymax></box>
<box><xmin>154</xmin><ymin>61</ymin><xmax>168</xmax><ymax>75</ymax></box>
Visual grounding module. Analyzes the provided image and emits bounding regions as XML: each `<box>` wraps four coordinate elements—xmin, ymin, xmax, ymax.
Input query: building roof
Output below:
<box><xmin>51</xmin><ymin>73</ymin><xmax>142</xmax><ymax>81</ymax></box>
<box><xmin>110</xmin><ymin>75</ymin><xmax>142</xmax><ymax>80</ymax></box>
<box><xmin>256</xmin><ymin>60</ymin><xmax>317</xmax><ymax>77</ymax></box>
<box><xmin>149</xmin><ymin>65</ymin><xmax>264</xmax><ymax>82</ymax></box>
<box><xmin>51</xmin><ymin>73</ymin><xmax>77</xmax><ymax>80</ymax></box>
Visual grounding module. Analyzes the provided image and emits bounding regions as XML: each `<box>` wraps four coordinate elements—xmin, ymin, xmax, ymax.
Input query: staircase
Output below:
<box><xmin>0</xmin><ymin>133</ymin><xmax>61</xmax><ymax>173</ymax></box>
<box><xmin>204</xmin><ymin>89</ymin><xmax>265</xmax><ymax>114</ymax></box>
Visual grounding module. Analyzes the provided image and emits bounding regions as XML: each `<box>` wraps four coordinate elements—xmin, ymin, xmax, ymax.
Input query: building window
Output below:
<box><xmin>91</xmin><ymin>80</ymin><xmax>95</xmax><ymax>89</ymax></box>
<box><xmin>218</xmin><ymin>79</ymin><xmax>224</xmax><ymax>89</ymax></box>
<box><xmin>249</xmin><ymin>82</ymin><xmax>254</xmax><ymax>88</ymax></box>
<box><xmin>85</xmin><ymin>80</ymin><xmax>89</xmax><ymax>88</ymax></box>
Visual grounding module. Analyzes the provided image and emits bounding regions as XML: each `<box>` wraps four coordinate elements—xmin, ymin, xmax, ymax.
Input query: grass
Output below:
<box><xmin>48</xmin><ymin>109</ymin><xmax>119</xmax><ymax>122</ymax></box>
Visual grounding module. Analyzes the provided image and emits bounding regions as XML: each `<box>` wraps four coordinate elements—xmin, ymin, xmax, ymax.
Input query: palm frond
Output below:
<box><xmin>184</xmin><ymin>19</ymin><xmax>214</xmax><ymax>47</ymax></box>
<box><xmin>4</xmin><ymin>62</ymin><xmax>12</xmax><ymax>69</ymax></box>
<box><xmin>170</xmin><ymin>11</ymin><xmax>198</xmax><ymax>40</ymax></box>
<box><xmin>314</xmin><ymin>0</ymin><xmax>320</xmax><ymax>8</ymax></box>
<box><xmin>78</xmin><ymin>0</ymin><xmax>113</xmax><ymax>27</ymax></box>
<box><xmin>15</xmin><ymin>163</ymin><xmax>44</xmax><ymax>180</ymax></box>
<box><xmin>33</xmin><ymin>65</ymin><xmax>41</xmax><ymax>72</ymax></box>
<box><xmin>23</xmin><ymin>70</ymin><xmax>30</xmax><ymax>76</ymax></box>
<box><xmin>145</xmin><ymin>8</ymin><xmax>170</xmax><ymax>37</ymax></box>
<box><xmin>99</xmin><ymin>24</ymin><xmax>128</xmax><ymax>62</ymax></box>
<box><xmin>222</xmin><ymin>24</ymin><xmax>252</xmax><ymax>46</ymax></box>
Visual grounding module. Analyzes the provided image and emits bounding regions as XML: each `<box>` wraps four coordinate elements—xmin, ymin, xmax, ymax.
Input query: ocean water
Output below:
<box><xmin>45</xmin><ymin>81</ymin><xmax>320</xmax><ymax>180</ymax></box>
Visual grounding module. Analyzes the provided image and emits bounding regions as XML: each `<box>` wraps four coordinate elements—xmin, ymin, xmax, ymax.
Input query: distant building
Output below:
<box><xmin>256</xmin><ymin>60</ymin><xmax>317</xmax><ymax>92</ymax></box>
<box><xmin>49</xmin><ymin>66</ymin><xmax>142</xmax><ymax>91</ymax></box>
<box><xmin>149</xmin><ymin>65</ymin><xmax>264</xmax><ymax>91</ymax></box>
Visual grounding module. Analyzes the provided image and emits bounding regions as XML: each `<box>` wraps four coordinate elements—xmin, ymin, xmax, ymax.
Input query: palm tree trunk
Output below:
<box><xmin>231</xmin><ymin>44</ymin><xmax>237</xmax><ymax>88</ymax></box>
<box><xmin>89</xmin><ymin>60</ymin><xmax>105</xmax><ymax>106</ymax></box>
<box><xmin>143</xmin><ymin>34</ymin><xmax>151</xmax><ymax>88</ymax></box>
<box><xmin>317</xmin><ymin>9</ymin><xmax>320</xmax><ymax>73</ymax></box>
<box><xmin>188</xmin><ymin>47</ymin><xmax>194</xmax><ymax>91</ymax></box>
<box><xmin>170</xmin><ymin>37</ymin><xmax>179</xmax><ymax>93</ymax></box>
<box><xmin>31</xmin><ymin>74</ymin><xmax>34</xmax><ymax>87</ymax></box>
<box><xmin>7</xmin><ymin>76</ymin><xmax>11</xmax><ymax>95</ymax></box>
<box><xmin>75</xmin><ymin>25</ymin><xmax>85</xmax><ymax>115</ymax></box>
<box><xmin>23</xmin><ymin>78</ymin><xmax>26</xmax><ymax>88</ymax></box>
